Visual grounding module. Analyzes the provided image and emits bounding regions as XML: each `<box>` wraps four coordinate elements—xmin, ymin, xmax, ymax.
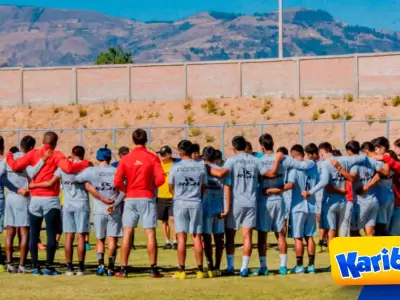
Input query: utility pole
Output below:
<box><xmin>278</xmin><ymin>0</ymin><xmax>283</xmax><ymax>59</ymax></box>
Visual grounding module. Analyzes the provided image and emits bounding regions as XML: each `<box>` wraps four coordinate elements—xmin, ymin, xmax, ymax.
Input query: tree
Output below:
<box><xmin>95</xmin><ymin>46</ymin><xmax>133</xmax><ymax>65</ymax></box>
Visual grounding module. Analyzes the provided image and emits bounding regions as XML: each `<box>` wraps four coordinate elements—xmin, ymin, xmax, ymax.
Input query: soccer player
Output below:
<box><xmin>302</xmin><ymin>142</ymin><xmax>364</xmax><ymax>242</ymax></box>
<box><xmin>191</xmin><ymin>143</ymin><xmax>201</xmax><ymax>161</ymax></box>
<box><xmin>372</xmin><ymin>137</ymin><xmax>394</xmax><ymax>236</ymax></box>
<box><xmin>282</xmin><ymin>145</ymin><xmax>318</xmax><ymax>274</ymax></box>
<box><xmin>30</xmin><ymin>146</ymin><xmax>91</xmax><ymax>276</ymax></box>
<box><xmin>208</xmin><ymin>136</ymin><xmax>270</xmax><ymax>277</ymax></box>
<box><xmin>6</xmin><ymin>131</ymin><xmax>90</xmax><ymax>275</ymax></box>
<box><xmin>114</xmin><ymin>129</ymin><xmax>165</xmax><ymax>278</ymax></box>
<box><xmin>255</xmin><ymin>135</ymin><xmax>315</xmax><ymax>276</ymax></box>
<box><xmin>201</xmin><ymin>146</ymin><xmax>225</xmax><ymax>277</ymax></box>
<box><xmin>169</xmin><ymin>140</ymin><xmax>208</xmax><ymax>279</ymax></box>
<box><xmin>305</xmin><ymin>143</ymin><xmax>327</xmax><ymax>252</ymax></box>
<box><xmin>74</xmin><ymin>146</ymin><xmax>124</xmax><ymax>276</ymax></box>
<box><xmin>157</xmin><ymin>146</ymin><xmax>177</xmax><ymax>250</ymax></box>
<box><xmin>213</xmin><ymin>149</ymin><xmax>223</xmax><ymax>166</ymax></box>
<box><xmin>5</xmin><ymin>136</ymin><xmax>47</xmax><ymax>273</ymax></box>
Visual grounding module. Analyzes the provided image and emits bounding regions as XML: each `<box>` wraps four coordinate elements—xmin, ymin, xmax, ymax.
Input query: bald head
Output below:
<box><xmin>43</xmin><ymin>131</ymin><xmax>58</xmax><ymax>149</ymax></box>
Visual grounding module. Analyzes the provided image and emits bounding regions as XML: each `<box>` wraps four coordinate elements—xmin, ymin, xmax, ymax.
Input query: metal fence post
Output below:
<box><xmin>259</xmin><ymin>123</ymin><xmax>264</xmax><ymax>136</ymax></box>
<box><xmin>16</xmin><ymin>130</ymin><xmax>20</xmax><ymax>145</ymax></box>
<box><xmin>300</xmin><ymin>120</ymin><xmax>304</xmax><ymax>146</ymax></box>
<box><xmin>184</xmin><ymin>122</ymin><xmax>188</xmax><ymax>140</ymax></box>
<box><xmin>221</xmin><ymin>123</ymin><xmax>225</xmax><ymax>158</ymax></box>
<box><xmin>112</xmin><ymin>127</ymin><xmax>117</xmax><ymax>146</ymax></box>
<box><xmin>79</xmin><ymin>127</ymin><xmax>83</xmax><ymax>146</ymax></box>
<box><xmin>386</xmin><ymin>115</ymin><xmax>390</xmax><ymax>140</ymax></box>
<box><xmin>342</xmin><ymin>118</ymin><xmax>347</xmax><ymax>145</ymax></box>
<box><xmin>147</xmin><ymin>124</ymin><xmax>152</xmax><ymax>145</ymax></box>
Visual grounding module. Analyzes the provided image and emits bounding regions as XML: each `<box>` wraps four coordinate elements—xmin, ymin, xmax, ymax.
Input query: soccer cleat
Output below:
<box><xmin>32</xmin><ymin>268</ymin><xmax>41</xmax><ymax>276</ymax></box>
<box><xmin>43</xmin><ymin>268</ymin><xmax>62</xmax><ymax>276</ymax></box>
<box><xmin>7</xmin><ymin>264</ymin><xmax>18</xmax><ymax>273</ymax></box>
<box><xmin>196</xmin><ymin>271</ymin><xmax>207</xmax><ymax>279</ymax></box>
<box><xmin>77</xmin><ymin>269</ymin><xmax>87</xmax><ymax>276</ymax></box>
<box><xmin>173</xmin><ymin>243</ymin><xmax>178</xmax><ymax>250</ymax></box>
<box><xmin>290</xmin><ymin>266</ymin><xmax>305</xmax><ymax>274</ymax></box>
<box><xmin>107</xmin><ymin>270</ymin><xmax>115</xmax><ymax>277</ymax></box>
<box><xmin>0</xmin><ymin>265</ymin><xmax>6</xmax><ymax>273</ymax></box>
<box><xmin>240</xmin><ymin>269</ymin><xmax>249</xmax><ymax>277</ymax></box>
<box><xmin>163</xmin><ymin>243</ymin><xmax>172</xmax><ymax>250</ymax></box>
<box><xmin>150</xmin><ymin>270</ymin><xmax>164</xmax><ymax>278</ymax></box>
<box><xmin>306</xmin><ymin>265</ymin><xmax>316</xmax><ymax>274</ymax></box>
<box><xmin>213</xmin><ymin>269</ymin><xmax>222</xmax><ymax>277</ymax></box>
<box><xmin>279</xmin><ymin>266</ymin><xmax>288</xmax><ymax>275</ymax></box>
<box><xmin>18</xmin><ymin>265</ymin><xmax>35</xmax><ymax>274</ymax></box>
<box><xmin>207</xmin><ymin>270</ymin><xmax>216</xmax><ymax>278</ymax></box>
<box><xmin>96</xmin><ymin>266</ymin><xmax>106</xmax><ymax>276</ymax></box>
<box><xmin>66</xmin><ymin>269</ymin><xmax>74</xmax><ymax>276</ymax></box>
<box><xmin>115</xmin><ymin>270</ymin><xmax>128</xmax><ymax>278</ymax></box>
<box><xmin>85</xmin><ymin>243</ymin><xmax>92</xmax><ymax>251</ymax></box>
<box><xmin>251</xmin><ymin>267</ymin><xmax>269</xmax><ymax>276</ymax></box>
<box><xmin>172</xmin><ymin>271</ymin><xmax>186</xmax><ymax>279</ymax></box>
<box><xmin>221</xmin><ymin>268</ymin><xmax>235</xmax><ymax>276</ymax></box>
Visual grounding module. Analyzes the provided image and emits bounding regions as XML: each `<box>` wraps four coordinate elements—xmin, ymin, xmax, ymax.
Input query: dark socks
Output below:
<box><xmin>97</xmin><ymin>253</ymin><xmax>104</xmax><ymax>266</ymax></box>
<box><xmin>309</xmin><ymin>255</ymin><xmax>315</xmax><ymax>266</ymax></box>
<box><xmin>67</xmin><ymin>262</ymin><xmax>73</xmax><ymax>270</ymax></box>
<box><xmin>78</xmin><ymin>261</ymin><xmax>85</xmax><ymax>271</ymax></box>
<box><xmin>198</xmin><ymin>265</ymin><xmax>204</xmax><ymax>272</ymax></box>
<box><xmin>296</xmin><ymin>256</ymin><xmax>303</xmax><ymax>267</ymax></box>
<box><xmin>178</xmin><ymin>265</ymin><xmax>185</xmax><ymax>271</ymax></box>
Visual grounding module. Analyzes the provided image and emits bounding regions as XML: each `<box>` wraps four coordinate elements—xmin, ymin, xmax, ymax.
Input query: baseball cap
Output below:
<box><xmin>159</xmin><ymin>145</ymin><xmax>172</xmax><ymax>156</ymax></box>
<box><xmin>97</xmin><ymin>145</ymin><xmax>112</xmax><ymax>161</ymax></box>
<box><xmin>118</xmin><ymin>146</ymin><xmax>130</xmax><ymax>156</ymax></box>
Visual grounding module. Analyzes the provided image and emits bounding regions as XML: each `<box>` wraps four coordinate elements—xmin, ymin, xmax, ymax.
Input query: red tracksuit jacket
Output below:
<box><xmin>114</xmin><ymin>146</ymin><xmax>165</xmax><ymax>199</ymax></box>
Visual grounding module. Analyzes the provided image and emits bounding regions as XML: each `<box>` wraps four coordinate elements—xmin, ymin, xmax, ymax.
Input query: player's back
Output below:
<box><xmin>6</xmin><ymin>152</ymin><xmax>29</xmax><ymax>191</ymax></box>
<box><xmin>259</xmin><ymin>154</ymin><xmax>285</xmax><ymax>200</ymax></box>
<box><xmin>354</xmin><ymin>157</ymin><xmax>382</xmax><ymax>199</ymax></box>
<box><xmin>170</xmin><ymin>159</ymin><xmax>206</xmax><ymax>206</ymax></box>
<box><xmin>203</xmin><ymin>163</ymin><xmax>224</xmax><ymax>217</ymax></box>
<box><xmin>224</xmin><ymin>153</ymin><xmax>260</xmax><ymax>208</ymax></box>
<box><xmin>55</xmin><ymin>162</ymin><xmax>89</xmax><ymax>212</ymax></box>
<box><xmin>290</xmin><ymin>164</ymin><xmax>319</xmax><ymax>213</ymax></box>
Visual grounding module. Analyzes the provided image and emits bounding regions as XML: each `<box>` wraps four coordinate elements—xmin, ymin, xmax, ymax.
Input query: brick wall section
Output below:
<box><xmin>359</xmin><ymin>55</ymin><xmax>400</xmax><ymax>97</ymax></box>
<box><xmin>0</xmin><ymin>69</ymin><xmax>21</xmax><ymax>106</ymax></box>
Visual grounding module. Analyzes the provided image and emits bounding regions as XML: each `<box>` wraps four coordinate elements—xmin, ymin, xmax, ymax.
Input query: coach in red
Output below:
<box><xmin>6</xmin><ymin>131</ymin><xmax>90</xmax><ymax>275</ymax></box>
<box><xmin>114</xmin><ymin>129</ymin><xmax>166</xmax><ymax>278</ymax></box>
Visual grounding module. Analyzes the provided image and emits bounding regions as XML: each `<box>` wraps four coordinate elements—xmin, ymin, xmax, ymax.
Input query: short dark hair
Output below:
<box><xmin>361</xmin><ymin>141</ymin><xmax>374</xmax><ymax>152</ymax></box>
<box><xmin>9</xmin><ymin>146</ymin><xmax>19</xmax><ymax>154</ymax></box>
<box><xmin>0</xmin><ymin>136</ymin><xmax>4</xmax><ymax>155</ymax></box>
<box><xmin>394</xmin><ymin>139</ymin><xmax>400</xmax><ymax>148</ymax></box>
<box><xmin>332</xmin><ymin>149</ymin><xmax>342</xmax><ymax>157</ymax></box>
<box><xmin>177</xmin><ymin>140</ymin><xmax>193</xmax><ymax>156</ymax></box>
<box><xmin>20</xmin><ymin>135</ymin><xmax>36</xmax><ymax>153</ymax></box>
<box><xmin>118</xmin><ymin>146</ymin><xmax>130</xmax><ymax>156</ymax></box>
<box><xmin>132</xmin><ymin>129</ymin><xmax>147</xmax><ymax>146</ymax></box>
<box><xmin>72</xmin><ymin>146</ymin><xmax>85</xmax><ymax>160</ymax></box>
<box><xmin>373</xmin><ymin>136</ymin><xmax>390</xmax><ymax>151</ymax></box>
<box><xmin>305</xmin><ymin>143</ymin><xmax>318</xmax><ymax>155</ymax></box>
<box><xmin>246</xmin><ymin>141</ymin><xmax>253</xmax><ymax>151</ymax></box>
<box><xmin>259</xmin><ymin>133</ymin><xmax>274</xmax><ymax>151</ymax></box>
<box><xmin>232</xmin><ymin>136</ymin><xmax>247</xmax><ymax>151</ymax></box>
<box><xmin>202</xmin><ymin>146</ymin><xmax>215</xmax><ymax>162</ymax></box>
<box><xmin>191</xmin><ymin>143</ymin><xmax>200</xmax><ymax>154</ymax></box>
<box><xmin>345</xmin><ymin>140</ymin><xmax>360</xmax><ymax>155</ymax></box>
<box><xmin>214</xmin><ymin>149</ymin><xmax>222</xmax><ymax>161</ymax></box>
<box><xmin>277</xmin><ymin>147</ymin><xmax>289</xmax><ymax>155</ymax></box>
<box><xmin>318</xmin><ymin>142</ymin><xmax>333</xmax><ymax>153</ymax></box>
<box><xmin>290</xmin><ymin>144</ymin><xmax>304</xmax><ymax>156</ymax></box>
<box><xmin>43</xmin><ymin>131</ymin><xmax>58</xmax><ymax>148</ymax></box>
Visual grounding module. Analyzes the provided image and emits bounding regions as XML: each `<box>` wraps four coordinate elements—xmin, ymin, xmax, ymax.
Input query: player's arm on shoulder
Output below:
<box><xmin>6</xmin><ymin>150</ymin><xmax>34</xmax><ymax>172</ymax></box>
<box><xmin>378</xmin><ymin>162</ymin><xmax>390</xmax><ymax>177</ymax></box>
<box><xmin>330</xmin><ymin>159</ymin><xmax>357</xmax><ymax>182</ymax></box>
<box><xmin>221</xmin><ymin>184</ymin><xmax>231</xmax><ymax>218</ymax></box>
<box><xmin>325</xmin><ymin>184</ymin><xmax>347</xmax><ymax>195</ymax></box>
<box><xmin>26</xmin><ymin>157</ymin><xmax>45</xmax><ymax>179</ymax></box>
<box><xmin>285</xmin><ymin>156</ymin><xmax>315</xmax><ymax>171</ymax></box>
<box><xmin>29</xmin><ymin>174</ymin><xmax>60</xmax><ymax>189</ymax></box>
<box><xmin>306</xmin><ymin>165</ymin><xmax>330</xmax><ymax>197</ymax></box>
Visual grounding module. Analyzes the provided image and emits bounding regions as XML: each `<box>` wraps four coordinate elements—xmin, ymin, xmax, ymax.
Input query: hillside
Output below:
<box><xmin>0</xmin><ymin>5</ymin><xmax>398</xmax><ymax>66</ymax></box>
<box><xmin>0</xmin><ymin>97</ymin><xmax>399</xmax><ymax>160</ymax></box>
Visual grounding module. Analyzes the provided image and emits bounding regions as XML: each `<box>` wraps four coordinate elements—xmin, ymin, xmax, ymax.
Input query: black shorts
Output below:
<box><xmin>157</xmin><ymin>198</ymin><xmax>173</xmax><ymax>221</ymax></box>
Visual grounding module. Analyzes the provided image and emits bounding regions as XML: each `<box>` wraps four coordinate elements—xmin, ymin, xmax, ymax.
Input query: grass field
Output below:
<box><xmin>0</xmin><ymin>225</ymin><xmax>361</xmax><ymax>300</ymax></box>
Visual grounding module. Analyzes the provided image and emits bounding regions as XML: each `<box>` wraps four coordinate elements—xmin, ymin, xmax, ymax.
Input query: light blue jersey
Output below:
<box><xmin>259</xmin><ymin>154</ymin><xmax>315</xmax><ymax>201</ymax></box>
<box><xmin>287</xmin><ymin>164</ymin><xmax>320</xmax><ymax>214</ymax></box>
<box><xmin>376</xmin><ymin>169</ymin><xmax>394</xmax><ymax>205</ymax></box>
<box><xmin>354</xmin><ymin>157</ymin><xmax>383</xmax><ymax>200</ymax></box>
<box><xmin>223</xmin><ymin>153</ymin><xmax>263</xmax><ymax>208</ymax></box>
<box><xmin>169</xmin><ymin>159</ymin><xmax>207</xmax><ymax>207</ymax></box>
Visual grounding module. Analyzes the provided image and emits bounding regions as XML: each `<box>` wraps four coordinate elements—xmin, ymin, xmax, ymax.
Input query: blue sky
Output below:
<box><xmin>1</xmin><ymin>0</ymin><xmax>399</xmax><ymax>31</ymax></box>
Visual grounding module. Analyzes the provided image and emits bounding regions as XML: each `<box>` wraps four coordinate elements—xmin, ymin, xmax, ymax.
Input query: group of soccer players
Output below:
<box><xmin>0</xmin><ymin>128</ymin><xmax>399</xmax><ymax>279</ymax></box>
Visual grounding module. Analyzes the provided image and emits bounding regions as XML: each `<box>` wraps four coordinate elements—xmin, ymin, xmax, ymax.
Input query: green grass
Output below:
<box><xmin>0</xmin><ymin>225</ymin><xmax>360</xmax><ymax>300</ymax></box>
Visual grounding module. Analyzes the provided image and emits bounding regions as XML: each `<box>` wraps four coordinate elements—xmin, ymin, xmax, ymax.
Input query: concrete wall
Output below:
<box><xmin>0</xmin><ymin>52</ymin><xmax>399</xmax><ymax>106</ymax></box>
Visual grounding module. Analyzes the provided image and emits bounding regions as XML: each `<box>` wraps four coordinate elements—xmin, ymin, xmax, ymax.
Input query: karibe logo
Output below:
<box><xmin>329</xmin><ymin>237</ymin><xmax>400</xmax><ymax>286</ymax></box>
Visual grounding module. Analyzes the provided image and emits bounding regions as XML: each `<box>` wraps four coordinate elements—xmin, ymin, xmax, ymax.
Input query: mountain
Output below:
<box><xmin>0</xmin><ymin>5</ymin><xmax>399</xmax><ymax>67</ymax></box>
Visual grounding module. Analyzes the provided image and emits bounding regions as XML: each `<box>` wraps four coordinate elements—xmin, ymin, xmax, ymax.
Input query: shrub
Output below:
<box><xmin>307</xmin><ymin>96</ymin><xmax>313</xmax><ymax>100</ymax></box>
<box><xmin>229</xmin><ymin>119</ymin><xmax>237</xmax><ymax>125</ymax></box>
<box><xmin>183</xmin><ymin>100</ymin><xmax>192</xmax><ymax>110</ymax></box>
<box><xmin>189</xmin><ymin>128</ymin><xmax>201</xmax><ymax>137</ymax></box>
<box><xmin>346</xmin><ymin>94</ymin><xmax>354</xmax><ymax>102</ymax></box>
<box><xmin>260</xmin><ymin>99</ymin><xmax>272</xmax><ymax>114</ymax></box>
<box><xmin>168</xmin><ymin>113</ymin><xmax>173</xmax><ymax>122</ymax></box>
<box><xmin>78</xmin><ymin>106</ymin><xmax>88</xmax><ymax>117</ymax></box>
<box><xmin>155</xmin><ymin>112</ymin><xmax>160</xmax><ymax>118</ymax></box>
<box><xmin>331</xmin><ymin>111</ymin><xmax>341</xmax><ymax>120</ymax></box>
<box><xmin>289</xmin><ymin>111</ymin><xmax>295</xmax><ymax>117</ymax></box>
<box><xmin>343</xmin><ymin>110</ymin><xmax>353</xmax><ymax>120</ymax></box>
<box><xmin>392</xmin><ymin>95</ymin><xmax>400</xmax><ymax>107</ymax></box>
<box><xmin>123</xmin><ymin>121</ymin><xmax>130</xmax><ymax>128</ymax></box>
<box><xmin>135</xmin><ymin>113</ymin><xmax>143</xmax><ymax>120</ymax></box>
<box><xmin>365</xmin><ymin>114</ymin><xmax>375</xmax><ymax>126</ymax></box>
<box><xmin>264</xmin><ymin>115</ymin><xmax>271</xmax><ymax>121</ymax></box>
<box><xmin>185</xmin><ymin>113</ymin><xmax>195</xmax><ymax>126</ymax></box>
<box><xmin>205</xmin><ymin>135</ymin><xmax>215</xmax><ymax>143</ymax></box>
<box><xmin>311</xmin><ymin>111</ymin><xmax>319</xmax><ymax>121</ymax></box>
<box><xmin>318</xmin><ymin>108</ymin><xmax>326</xmax><ymax>114</ymax></box>
<box><xmin>103</xmin><ymin>105</ymin><xmax>111</xmax><ymax>115</ymax></box>
<box><xmin>218</xmin><ymin>110</ymin><xmax>226</xmax><ymax>116</ymax></box>
<box><xmin>302</xmin><ymin>99</ymin><xmax>310</xmax><ymax>107</ymax></box>
<box><xmin>53</xmin><ymin>105</ymin><xmax>60</xmax><ymax>114</ymax></box>
<box><xmin>252</xmin><ymin>95</ymin><xmax>257</xmax><ymax>99</ymax></box>
<box><xmin>201</xmin><ymin>98</ymin><xmax>218</xmax><ymax>114</ymax></box>
<box><xmin>147</xmin><ymin>112</ymin><xmax>154</xmax><ymax>119</ymax></box>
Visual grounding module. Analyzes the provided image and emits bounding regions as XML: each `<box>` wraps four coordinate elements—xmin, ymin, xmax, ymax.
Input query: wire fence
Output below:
<box><xmin>1</xmin><ymin>117</ymin><xmax>399</xmax><ymax>158</ymax></box>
